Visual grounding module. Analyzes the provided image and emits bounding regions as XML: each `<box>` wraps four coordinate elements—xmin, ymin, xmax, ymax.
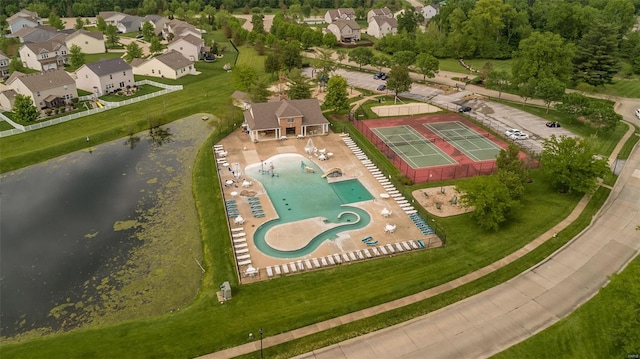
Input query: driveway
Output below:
<box><xmin>233</xmin><ymin>14</ymin><xmax>275</xmax><ymax>32</ymax></box>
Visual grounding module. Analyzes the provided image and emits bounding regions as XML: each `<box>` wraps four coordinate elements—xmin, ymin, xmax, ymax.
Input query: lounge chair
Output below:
<box><xmin>235</xmin><ymin>243</ymin><xmax>248</xmax><ymax>249</ymax></box>
<box><xmin>363</xmin><ymin>249</ymin><xmax>372</xmax><ymax>258</ymax></box>
<box><xmin>395</xmin><ymin>243</ymin><xmax>404</xmax><ymax>252</ymax></box>
<box><xmin>320</xmin><ymin>257</ymin><xmax>328</xmax><ymax>267</ymax></box>
<box><xmin>305</xmin><ymin>259</ymin><xmax>313</xmax><ymax>270</ymax></box>
<box><xmin>372</xmin><ymin>247</ymin><xmax>381</xmax><ymax>256</ymax></box>
<box><xmin>266</xmin><ymin>266</ymin><xmax>273</xmax><ymax>278</ymax></box>
<box><xmin>342</xmin><ymin>253</ymin><xmax>351</xmax><ymax>262</ymax></box>
<box><xmin>356</xmin><ymin>250</ymin><xmax>364</xmax><ymax>260</ymax></box>
<box><xmin>348</xmin><ymin>252</ymin><xmax>357</xmax><ymax>261</ymax></box>
<box><xmin>232</xmin><ymin>232</ymin><xmax>246</xmax><ymax>238</ymax></box>
<box><xmin>254</xmin><ymin>214</ymin><xmax>265</xmax><ymax>218</ymax></box>
<box><xmin>282</xmin><ymin>264</ymin><xmax>289</xmax><ymax>274</ymax></box>
<box><xmin>297</xmin><ymin>261</ymin><xmax>304</xmax><ymax>271</ymax></box>
<box><xmin>410</xmin><ymin>240</ymin><xmax>419</xmax><ymax>249</ymax></box>
<box><xmin>274</xmin><ymin>265</ymin><xmax>281</xmax><ymax>275</ymax></box>
<box><xmin>237</xmin><ymin>254</ymin><xmax>251</xmax><ymax>260</ymax></box>
<box><xmin>416</xmin><ymin>240</ymin><xmax>426</xmax><ymax>248</ymax></box>
<box><xmin>237</xmin><ymin>259</ymin><xmax>252</xmax><ymax>266</ymax></box>
<box><xmin>380</xmin><ymin>246</ymin><xmax>388</xmax><ymax>255</ymax></box>
<box><xmin>231</xmin><ymin>227</ymin><xmax>244</xmax><ymax>232</ymax></box>
<box><xmin>236</xmin><ymin>248</ymin><xmax>249</xmax><ymax>254</ymax></box>
<box><xmin>289</xmin><ymin>263</ymin><xmax>297</xmax><ymax>272</ymax></box>
<box><xmin>366</xmin><ymin>241</ymin><xmax>378</xmax><ymax>246</ymax></box>
<box><xmin>233</xmin><ymin>238</ymin><xmax>246</xmax><ymax>244</ymax></box>
<box><xmin>333</xmin><ymin>254</ymin><xmax>342</xmax><ymax>264</ymax></box>
<box><xmin>402</xmin><ymin>242</ymin><xmax>412</xmax><ymax>251</ymax></box>
<box><xmin>327</xmin><ymin>255</ymin><xmax>335</xmax><ymax>265</ymax></box>
<box><xmin>386</xmin><ymin>244</ymin><xmax>395</xmax><ymax>253</ymax></box>
<box><xmin>312</xmin><ymin>258</ymin><xmax>321</xmax><ymax>268</ymax></box>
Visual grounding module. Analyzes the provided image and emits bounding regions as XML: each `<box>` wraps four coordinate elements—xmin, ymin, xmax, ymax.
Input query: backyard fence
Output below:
<box><xmin>0</xmin><ymin>80</ymin><xmax>183</xmax><ymax>138</ymax></box>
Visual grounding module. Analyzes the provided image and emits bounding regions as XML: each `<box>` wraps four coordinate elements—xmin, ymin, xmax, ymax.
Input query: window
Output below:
<box><xmin>287</xmin><ymin>118</ymin><xmax>295</xmax><ymax>123</ymax></box>
<box><xmin>37</xmin><ymin>91</ymin><xmax>40</xmax><ymax>97</ymax></box>
<box><xmin>85</xmin><ymin>41</ymin><xmax>88</xmax><ymax>44</ymax></box>
<box><xmin>64</xmin><ymin>85</ymin><xmax>67</xmax><ymax>90</ymax></box>
<box><xmin>109</xmin><ymin>74</ymin><xmax>112</xmax><ymax>79</ymax></box>
<box><xmin>122</xmin><ymin>71</ymin><xmax>126</xmax><ymax>76</ymax></box>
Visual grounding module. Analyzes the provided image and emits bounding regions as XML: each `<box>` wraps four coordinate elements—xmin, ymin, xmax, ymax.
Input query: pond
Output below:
<box><xmin>0</xmin><ymin>115</ymin><xmax>212</xmax><ymax>338</ymax></box>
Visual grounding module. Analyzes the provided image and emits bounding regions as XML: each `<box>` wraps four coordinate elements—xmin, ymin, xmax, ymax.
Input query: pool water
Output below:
<box><xmin>247</xmin><ymin>154</ymin><xmax>373</xmax><ymax>258</ymax></box>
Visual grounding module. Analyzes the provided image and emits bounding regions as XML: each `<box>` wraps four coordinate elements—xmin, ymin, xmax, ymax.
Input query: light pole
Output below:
<box><xmin>249</xmin><ymin>328</ymin><xmax>264</xmax><ymax>359</ymax></box>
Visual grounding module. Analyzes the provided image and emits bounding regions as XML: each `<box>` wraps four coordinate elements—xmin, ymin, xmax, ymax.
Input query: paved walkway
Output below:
<box><xmin>200</xmin><ymin>114</ymin><xmax>638</xmax><ymax>359</ymax></box>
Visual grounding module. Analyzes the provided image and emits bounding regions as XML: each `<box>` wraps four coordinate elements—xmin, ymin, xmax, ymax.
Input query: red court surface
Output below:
<box><xmin>354</xmin><ymin>114</ymin><xmax>522</xmax><ymax>183</ymax></box>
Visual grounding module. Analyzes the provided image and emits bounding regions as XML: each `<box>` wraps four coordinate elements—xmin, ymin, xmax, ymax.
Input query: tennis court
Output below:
<box><xmin>371</xmin><ymin>126</ymin><xmax>457</xmax><ymax>168</ymax></box>
<box><xmin>424</xmin><ymin>121</ymin><xmax>502</xmax><ymax>161</ymax></box>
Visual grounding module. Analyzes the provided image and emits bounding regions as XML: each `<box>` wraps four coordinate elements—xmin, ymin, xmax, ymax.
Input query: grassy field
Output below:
<box><xmin>0</xmin><ymin>121</ymin><xmax>15</xmax><ymax>131</ymax></box>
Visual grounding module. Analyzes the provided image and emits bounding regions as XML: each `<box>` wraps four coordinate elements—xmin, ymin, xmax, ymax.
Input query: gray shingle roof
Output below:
<box><xmin>244</xmin><ymin>99</ymin><xmax>328</xmax><ymax>131</ymax></box>
<box><xmin>82</xmin><ymin>58</ymin><xmax>131</xmax><ymax>76</ymax></box>
<box><xmin>8</xmin><ymin>69</ymin><xmax>75</xmax><ymax>92</ymax></box>
<box><xmin>372</xmin><ymin>16</ymin><xmax>397</xmax><ymax>28</ymax></box>
<box><xmin>332</xmin><ymin>19</ymin><xmax>361</xmax><ymax>31</ymax></box>
<box><xmin>171</xmin><ymin>34</ymin><xmax>203</xmax><ymax>47</ymax></box>
<box><xmin>66</xmin><ymin>29</ymin><xmax>105</xmax><ymax>41</ymax></box>
<box><xmin>153</xmin><ymin>50</ymin><xmax>193</xmax><ymax>70</ymax></box>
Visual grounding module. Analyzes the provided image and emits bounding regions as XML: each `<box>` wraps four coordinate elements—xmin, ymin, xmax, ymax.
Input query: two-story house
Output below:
<box><xmin>324</xmin><ymin>8</ymin><xmax>356</xmax><ymax>23</ymax></box>
<box><xmin>6</xmin><ymin>69</ymin><xmax>77</xmax><ymax>109</ymax></box>
<box><xmin>367</xmin><ymin>16</ymin><xmax>397</xmax><ymax>39</ymax></box>
<box><xmin>131</xmin><ymin>50</ymin><xmax>196</xmax><ymax>80</ymax></box>
<box><xmin>8</xmin><ymin>10</ymin><xmax>43</xmax><ymax>34</ymax></box>
<box><xmin>161</xmin><ymin>19</ymin><xmax>202</xmax><ymax>41</ymax></box>
<box><xmin>167</xmin><ymin>34</ymin><xmax>204</xmax><ymax>61</ymax></box>
<box><xmin>19</xmin><ymin>34</ymin><xmax>69</xmax><ymax>71</ymax></box>
<box><xmin>366</xmin><ymin>8</ymin><xmax>393</xmax><ymax>23</ymax></box>
<box><xmin>326</xmin><ymin>19</ymin><xmax>361</xmax><ymax>43</ymax></box>
<box><xmin>11</xmin><ymin>25</ymin><xmax>58</xmax><ymax>43</ymax></box>
<box><xmin>419</xmin><ymin>4</ymin><xmax>439</xmax><ymax>21</ymax></box>
<box><xmin>65</xmin><ymin>30</ymin><xmax>106</xmax><ymax>54</ymax></box>
<box><xmin>243</xmin><ymin>99</ymin><xmax>329</xmax><ymax>142</ymax></box>
<box><xmin>0</xmin><ymin>51</ymin><xmax>10</xmax><ymax>78</ymax></box>
<box><xmin>75</xmin><ymin>58</ymin><xmax>134</xmax><ymax>95</ymax></box>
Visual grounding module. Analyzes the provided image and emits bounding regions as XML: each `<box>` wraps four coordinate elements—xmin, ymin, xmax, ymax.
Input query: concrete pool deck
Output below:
<box><xmin>216</xmin><ymin>129</ymin><xmax>442</xmax><ymax>282</ymax></box>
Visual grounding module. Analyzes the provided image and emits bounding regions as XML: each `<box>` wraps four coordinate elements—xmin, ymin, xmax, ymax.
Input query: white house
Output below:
<box><xmin>420</xmin><ymin>4</ymin><xmax>439</xmax><ymax>20</ymax></box>
<box><xmin>324</xmin><ymin>8</ymin><xmax>356</xmax><ymax>23</ymax></box>
<box><xmin>65</xmin><ymin>30</ymin><xmax>106</xmax><ymax>54</ymax></box>
<box><xmin>161</xmin><ymin>19</ymin><xmax>202</xmax><ymax>41</ymax></box>
<box><xmin>167</xmin><ymin>34</ymin><xmax>204</xmax><ymax>61</ymax></box>
<box><xmin>6</xmin><ymin>69</ymin><xmax>77</xmax><ymax>109</ymax></box>
<box><xmin>367</xmin><ymin>16</ymin><xmax>397</xmax><ymax>39</ymax></box>
<box><xmin>8</xmin><ymin>10</ymin><xmax>43</xmax><ymax>34</ymax></box>
<box><xmin>326</xmin><ymin>19</ymin><xmax>361</xmax><ymax>43</ymax></box>
<box><xmin>19</xmin><ymin>35</ymin><xmax>69</xmax><ymax>71</ymax></box>
<box><xmin>0</xmin><ymin>51</ymin><xmax>10</xmax><ymax>78</ymax></box>
<box><xmin>75</xmin><ymin>58</ymin><xmax>134</xmax><ymax>95</ymax></box>
<box><xmin>366</xmin><ymin>8</ymin><xmax>393</xmax><ymax>23</ymax></box>
<box><xmin>131</xmin><ymin>50</ymin><xmax>195</xmax><ymax>80</ymax></box>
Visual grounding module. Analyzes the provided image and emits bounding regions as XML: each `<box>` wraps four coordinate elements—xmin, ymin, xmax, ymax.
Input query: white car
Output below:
<box><xmin>510</xmin><ymin>133</ymin><xmax>529</xmax><ymax>140</ymax></box>
<box><xmin>635</xmin><ymin>108</ymin><xmax>640</xmax><ymax>119</ymax></box>
<box><xmin>504</xmin><ymin>129</ymin><xmax>523</xmax><ymax>137</ymax></box>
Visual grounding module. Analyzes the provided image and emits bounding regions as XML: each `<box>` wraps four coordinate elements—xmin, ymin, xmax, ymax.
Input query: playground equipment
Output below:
<box><xmin>96</xmin><ymin>101</ymin><xmax>104</xmax><ymax>108</ymax></box>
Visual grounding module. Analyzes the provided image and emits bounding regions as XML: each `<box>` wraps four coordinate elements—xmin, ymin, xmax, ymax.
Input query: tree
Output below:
<box><xmin>573</xmin><ymin>22</ymin><xmax>620</xmax><ymax>88</ymax></box>
<box><xmin>516</xmin><ymin>78</ymin><xmax>537</xmax><ymax>105</ymax></box>
<box><xmin>456</xmin><ymin>174</ymin><xmax>519</xmax><ymax>231</ymax></box>
<box><xmin>371</xmin><ymin>55</ymin><xmax>390</xmax><ymax>72</ymax></box>
<box><xmin>414</xmin><ymin>53</ymin><xmax>439</xmax><ymax>81</ymax></box>
<box><xmin>69</xmin><ymin>44</ymin><xmax>85</xmax><ymax>68</ymax></box>
<box><xmin>540</xmin><ymin>135</ymin><xmax>609</xmax><ymax>194</ymax></box>
<box><xmin>286</xmin><ymin>69</ymin><xmax>312</xmax><ymax>99</ymax></box>
<box><xmin>555</xmin><ymin>93</ymin><xmax>591</xmax><ymax>121</ymax></box>
<box><xmin>149</xmin><ymin>36</ymin><xmax>163</xmax><ymax>54</ymax></box>
<box><xmin>495</xmin><ymin>144</ymin><xmax>527</xmax><ymax>199</ymax></box>
<box><xmin>511</xmin><ymin>31</ymin><xmax>575</xmax><ymax>85</ymax></box>
<box><xmin>322</xmin><ymin>32</ymin><xmax>337</xmax><ymax>48</ymax></box>
<box><xmin>74</xmin><ymin>17</ymin><xmax>85</xmax><ymax>30</ymax></box>
<box><xmin>9</xmin><ymin>57</ymin><xmax>26</xmax><ymax>74</ymax></box>
<box><xmin>386</xmin><ymin>65</ymin><xmax>412</xmax><ymax>100</ymax></box>
<box><xmin>124</xmin><ymin>42</ymin><xmax>143</xmax><ymax>62</ymax></box>
<box><xmin>392</xmin><ymin>50</ymin><xmax>416</xmax><ymax>67</ymax></box>
<box><xmin>264</xmin><ymin>53</ymin><xmax>281</xmax><ymax>76</ymax></box>
<box><xmin>582</xmin><ymin>101</ymin><xmax>622</xmax><ymax>133</ymax></box>
<box><xmin>251</xmin><ymin>14</ymin><xmax>264</xmax><ymax>34</ymax></box>
<box><xmin>13</xmin><ymin>94</ymin><xmax>39</xmax><ymax>123</ymax></box>
<box><xmin>232</xmin><ymin>65</ymin><xmax>258</xmax><ymax>91</ymax></box>
<box><xmin>96</xmin><ymin>16</ymin><xmax>107</xmax><ymax>31</ymax></box>
<box><xmin>324</xmin><ymin>75</ymin><xmax>349</xmax><ymax>112</ymax></box>
<box><xmin>280</xmin><ymin>42</ymin><xmax>302</xmax><ymax>70</ymax></box>
<box><xmin>397</xmin><ymin>7</ymin><xmax>420</xmax><ymax>33</ymax></box>
<box><xmin>535</xmin><ymin>77</ymin><xmax>565</xmax><ymax>114</ymax></box>
<box><xmin>485</xmin><ymin>70</ymin><xmax>510</xmax><ymax>98</ymax></box>
<box><xmin>312</xmin><ymin>48</ymin><xmax>336</xmax><ymax>84</ymax></box>
<box><xmin>48</xmin><ymin>12</ymin><xmax>65</xmax><ymax>30</ymax></box>
<box><xmin>336</xmin><ymin>49</ymin><xmax>347</xmax><ymax>64</ymax></box>
<box><xmin>105</xmin><ymin>25</ymin><xmax>119</xmax><ymax>48</ymax></box>
<box><xmin>349</xmin><ymin>47</ymin><xmax>373</xmax><ymax>70</ymax></box>
<box><xmin>142</xmin><ymin>22</ymin><xmax>155</xmax><ymax>42</ymax></box>
<box><xmin>248</xmin><ymin>79</ymin><xmax>271</xmax><ymax>103</ymax></box>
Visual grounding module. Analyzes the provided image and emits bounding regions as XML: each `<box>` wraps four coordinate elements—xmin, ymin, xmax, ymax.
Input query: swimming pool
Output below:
<box><xmin>247</xmin><ymin>154</ymin><xmax>373</xmax><ymax>258</ymax></box>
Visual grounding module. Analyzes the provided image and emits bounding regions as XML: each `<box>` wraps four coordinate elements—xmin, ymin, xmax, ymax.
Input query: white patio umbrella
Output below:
<box><xmin>234</xmin><ymin>215</ymin><xmax>245</xmax><ymax>224</ymax></box>
<box><xmin>242</xmin><ymin>180</ymin><xmax>252</xmax><ymax>187</ymax></box>
<box><xmin>384</xmin><ymin>224</ymin><xmax>396</xmax><ymax>233</ymax></box>
<box><xmin>381</xmin><ymin>208</ymin><xmax>391</xmax><ymax>217</ymax></box>
<box><xmin>245</xmin><ymin>266</ymin><xmax>258</xmax><ymax>276</ymax></box>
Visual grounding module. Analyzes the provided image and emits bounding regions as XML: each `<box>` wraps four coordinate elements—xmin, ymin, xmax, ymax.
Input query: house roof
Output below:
<box><xmin>331</xmin><ymin>19</ymin><xmax>361</xmax><ymax>31</ymax></box>
<box><xmin>7</xmin><ymin>69</ymin><xmax>75</xmax><ymax>92</ymax></box>
<box><xmin>12</xmin><ymin>26</ymin><xmax>58</xmax><ymax>43</ymax></box>
<box><xmin>66</xmin><ymin>29</ymin><xmax>104</xmax><ymax>41</ymax></box>
<box><xmin>130</xmin><ymin>58</ymin><xmax>146</xmax><ymax>67</ymax></box>
<box><xmin>137</xmin><ymin>50</ymin><xmax>193</xmax><ymax>70</ymax></box>
<box><xmin>369</xmin><ymin>8</ymin><xmax>393</xmax><ymax>17</ymax></box>
<box><xmin>143</xmin><ymin>15</ymin><xmax>163</xmax><ymax>24</ymax></box>
<box><xmin>244</xmin><ymin>99</ymin><xmax>328</xmax><ymax>131</ymax></box>
<box><xmin>170</xmin><ymin>34</ymin><xmax>204</xmax><ymax>47</ymax></box>
<box><xmin>8</xmin><ymin>10</ymin><xmax>40</xmax><ymax>25</ymax></box>
<box><xmin>326</xmin><ymin>8</ymin><xmax>356</xmax><ymax>21</ymax></box>
<box><xmin>98</xmin><ymin>11</ymin><xmax>126</xmax><ymax>22</ymax></box>
<box><xmin>81</xmin><ymin>58</ymin><xmax>131</xmax><ymax>77</ymax></box>
<box><xmin>0</xmin><ymin>51</ymin><xmax>8</xmax><ymax>61</ymax></box>
<box><xmin>231</xmin><ymin>90</ymin><xmax>251</xmax><ymax>102</ymax></box>
<box><xmin>372</xmin><ymin>16</ymin><xmax>397</xmax><ymax>28</ymax></box>
<box><xmin>118</xmin><ymin>15</ymin><xmax>144</xmax><ymax>31</ymax></box>
<box><xmin>22</xmin><ymin>36</ymin><xmax>67</xmax><ymax>54</ymax></box>
<box><xmin>0</xmin><ymin>89</ymin><xmax>18</xmax><ymax>101</ymax></box>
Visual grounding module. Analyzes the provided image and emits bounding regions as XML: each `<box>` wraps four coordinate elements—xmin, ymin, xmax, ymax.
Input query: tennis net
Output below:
<box><xmin>441</xmin><ymin>133</ymin><xmax>488</xmax><ymax>142</ymax></box>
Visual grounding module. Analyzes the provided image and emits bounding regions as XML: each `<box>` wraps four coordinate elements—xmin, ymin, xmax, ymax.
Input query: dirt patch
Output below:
<box><xmin>412</xmin><ymin>185</ymin><xmax>473</xmax><ymax>217</ymax></box>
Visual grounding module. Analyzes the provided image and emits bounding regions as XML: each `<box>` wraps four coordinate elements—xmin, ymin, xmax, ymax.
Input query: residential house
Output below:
<box><xmin>167</xmin><ymin>34</ymin><xmax>204</xmax><ymax>61</ymax></box>
<box><xmin>324</xmin><ymin>8</ymin><xmax>356</xmax><ymax>23</ymax></box>
<box><xmin>8</xmin><ymin>10</ymin><xmax>43</xmax><ymax>34</ymax></box>
<box><xmin>367</xmin><ymin>16</ymin><xmax>397</xmax><ymax>39</ymax></box>
<box><xmin>0</xmin><ymin>89</ymin><xmax>18</xmax><ymax>110</ymax></box>
<box><xmin>11</xmin><ymin>25</ymin><xmax>58</xmax><ymax>43</ymax></box>
<box><xmin>19</xmin><ymin>35</ymin><xmax>69</xmax><ymax>71</ymax></box>
<box><xmin>366</xmin><ymin>8</ymin><xmax>393</xmax><ymax>23</ymax></box>
<box><xmin>75</xmin><ymin>58</ymin><xmax>134</xmax><ymax>95</ymax></box>
<box><xmin>231</xmin><ymin>90</ymin><xmax>251</xmax><ymax>110</ymax></box>
<box><xmin>116</xmin><ymin>15</ymin><xmax>144</xmax><ymax>34</ymax></box>
<box><xmin>0</xmin><ymin>51</ymin><xmax>10</xmax><ymax>78</ymax></box>
<box><xmin>419</xmin><ymin>4</ymin><xmax>439</xmax><ymax>20</ymax></box>
<box><xmin>98</xmin><ymin>11</ymin><xmax>127</xmax><ymax>26</ymax></box>
<box><xmin>65</xmin><ymin>30</ymin><xmax>106</xmax><ymax>54</ymax></box>
<box><xmin>6</xmin><ymin>69</ymin><xmax>77</xmax><ymax>109</ymax></box>
<box><xmin>131</xmin><ymin>50</ymin><xmax>195</xmax><ymax>80</ymax></box>
<box><xmin>161</xmin><ymin>19</ymin><xmax>202</xmax><ymax>41</ymax></box>
<box><xmin>326</xmin><ymin>19</ymin><xmax>361</xmax><ymax>43</ymax></box>
<box><xmin>243</xmin><ymin>99</ymin><xmax>329</xmax><ymax>142</ymax></box>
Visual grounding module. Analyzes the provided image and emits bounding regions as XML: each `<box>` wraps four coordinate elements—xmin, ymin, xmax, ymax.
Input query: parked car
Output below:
<box><xmin>510</xmin><ymin>133</ymin><xmax>529</xmax><ymax>140</ymax></box>
<box><xmin>373</xmin><ymin>72</ymin><xmax>385</xmax><ymax>79</ymax></box>
<box><xmin>377</xmin><ymin>84</ymin><xmax>386</xmax><ymax>91</ymax></box>
<box><xmin>135</xmin><ymin>34</ymin><xmax>144</xmax><ymax>39</ymax></box>
<box><xmin>458</xmin><ymin>106</ymin><xmax>472</xmax><ymax>113</ymax></box>
<box><xmin>380</xmin><ymin>74</ymin><xmax>387</xmax><ymax>80</ymax></box>
<box><xmin>635</xmin><ymin>108</ymin><xmax>640</xmax><ymax>119</ymax></box>
<box><xmin>546</xmin><ymin>121</ymin><xmax>561</xmax><ymax>128</ymax></box>
<box><xmin>504</xmin><ymin>129</ymin><xmax>523</xmax><ymax>136</ymax></box>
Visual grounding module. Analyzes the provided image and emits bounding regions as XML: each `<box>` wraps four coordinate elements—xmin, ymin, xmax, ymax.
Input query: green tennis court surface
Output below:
<box><xmin>371</xmin><ymin>126</ymin><xmax>457</xmax><ymax>168</ymax></box>
<box><xmin>424</xmin><ymin>121</ymin><xmax>502</xmax><ymax>161</ymax></box>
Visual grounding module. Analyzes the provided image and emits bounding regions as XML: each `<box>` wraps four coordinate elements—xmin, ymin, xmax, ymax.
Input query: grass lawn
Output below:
<box><xmin>98</xmin><ymin>84</ymin><xmax>163</xmax><ymax>102</ymax></box>
<box><xmin>437</xmin><ymin>58</ymin><xmax>469</xmax><ymax>73</ymax></box>
<box><xmin>603</xmin><ymin>79</ymin><xmax>640</xmax><ymax>98</ymax></box>
<box><xmin>0</xmin><ymin>121</ymin><xmax>16</xmax><ymax>131</ymax></box>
